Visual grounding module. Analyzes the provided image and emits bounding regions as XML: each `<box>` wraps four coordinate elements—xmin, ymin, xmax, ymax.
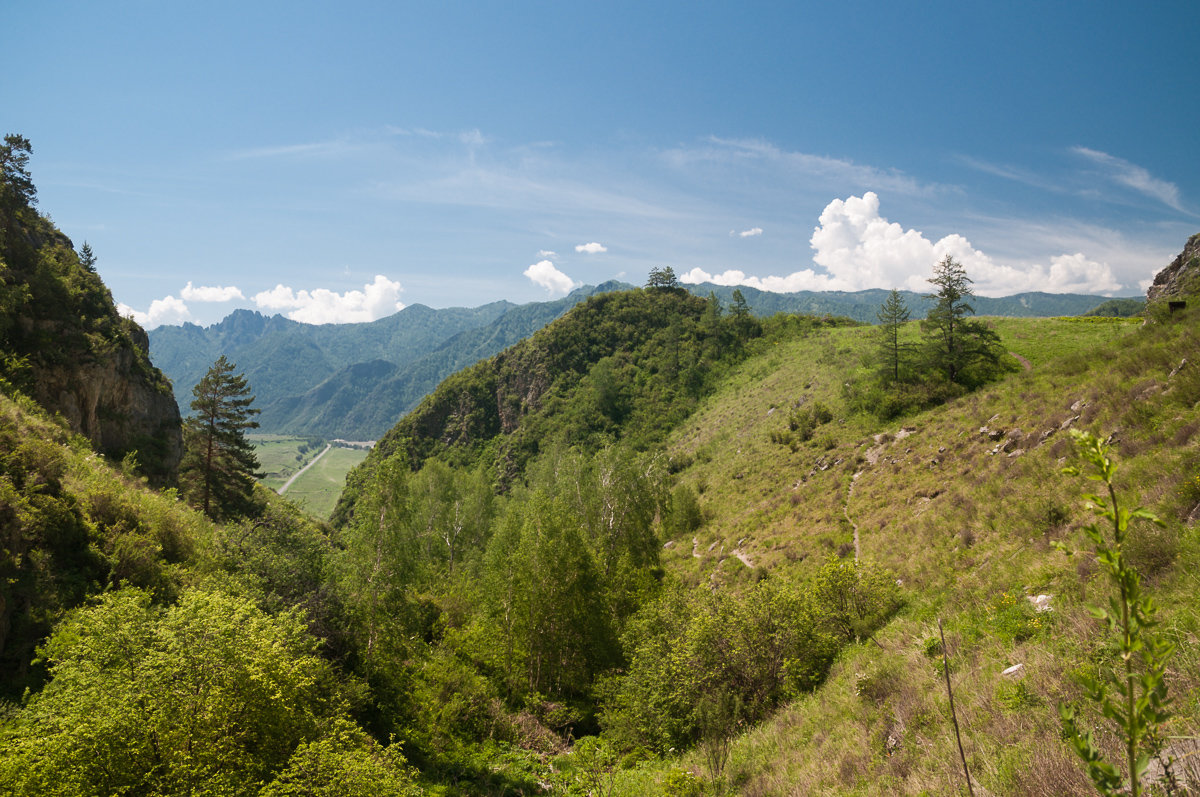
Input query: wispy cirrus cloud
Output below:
<box><xmin>662</xmin><ymin>136</ymin><xmax>937</xmax><ymax>197</ymax></box>
<box><xmin>1072</xmin><ymin>147</ymin><xmax>1187</xmax><ymax>213</ymax></box>
<box><xmin>223</xmin><ymin>137</ymin><xmax>361</xmax><ymax>161</ymax></box>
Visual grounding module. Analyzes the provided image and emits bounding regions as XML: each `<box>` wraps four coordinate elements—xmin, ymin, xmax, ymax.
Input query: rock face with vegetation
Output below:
<box><xmin>0</xmin><ymin>137</ymin><xmax>180</xmax><ymax>482</ymax></box>
<box><xmin>1146</xmin><ymin>231</ymin><xmax>1200</xmax><ymax>303</ymax></box>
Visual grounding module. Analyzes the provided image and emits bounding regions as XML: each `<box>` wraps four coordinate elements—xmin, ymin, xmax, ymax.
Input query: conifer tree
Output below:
<box><xmin>646</xmin><ymin>266</ymin><xmax>679</xmax><ymax>290</ymax></box>
<box><xmin>876</xmin><ymin>289</ymin><xmax>911</xmax><ymax>383</ymax></box>
<box><xmin>180</xmin><ymin>355</ymin><xmax>262</xmax><ymax>520</ymax></box>
<box><xmin>78</xmin><ymin>241</ymin><xmax>97</xmax><ymax>273</ymax></box>
<box><xmin>921</xmin><ymin>255</ymin><xmax>1004</xmax><ymax>384</ymax></box>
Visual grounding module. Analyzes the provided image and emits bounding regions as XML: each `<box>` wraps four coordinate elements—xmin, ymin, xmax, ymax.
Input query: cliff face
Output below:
<box><xmin>1146</xmin><ymin>232</ymin><xmax>1200</xmax><ymax>303</ymax></box>
<box><xmin>27</xmin><ymin>320</ymin><xmax>182</xmax><ymax>481</ymax></box>
<box><xmin>1</xmin><ymin>194</ymin><xmax>182</xmax><ymax>483</ymax></box>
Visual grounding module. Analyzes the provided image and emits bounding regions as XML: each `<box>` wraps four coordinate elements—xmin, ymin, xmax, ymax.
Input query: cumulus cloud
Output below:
<box><xmin>680</xmin><ymin>192</ymin><xmax>1122</xmax><ymax>296</ymax></box>
<box><xmin>252</xmin><ymin>275</ymin><xmax>405</xmax><ymax>324</ymax></box>
<box><xmin>180</xmin><ymin>281</ymin><xmax>245</xmax><ymax>302</ymax></box>
<box><xmin>118</xmin><ymin>296</ymin><xmax>191</xmax><ymax>329</ymax></box>
<box><xmin>524</xmin><ymin>260</ymin><xmax>576</xmax><ymax>295</ymax></box>
<box><xmin>575</xmin><ymin>242</ymin><xmax>607</xmax><ymax>254</ymax></box>
<box><xmin>736</xmin><ymin>227</ymin><xmax>764</xmax><ymax>238</ymax></box>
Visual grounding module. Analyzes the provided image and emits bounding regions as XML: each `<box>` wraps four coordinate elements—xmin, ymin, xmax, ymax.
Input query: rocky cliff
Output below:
<box><xmin>1</xmin><ymin>147</ymin><xmax>181</xmax><ymax>482</ymax></box>
<box><xmin>1146</xmin><ymin>231</ymin><xmax>1200</xmax><ymax>302</ymax></box>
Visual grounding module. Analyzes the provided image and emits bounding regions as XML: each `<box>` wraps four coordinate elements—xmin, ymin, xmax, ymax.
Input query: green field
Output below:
<box><xmin>251</xmin><ymin>434</ymin><xmax>328</xmax><ymax>490</ymax></box>
<box><xmin>277</xmin><ymin>445</ymin><xmax>369</xmax><ymax>519</ymax></box>
<box><xmin>249</xmin><ymin>435</ymin><xmax>370</xmax><ymax>519</ymax></box>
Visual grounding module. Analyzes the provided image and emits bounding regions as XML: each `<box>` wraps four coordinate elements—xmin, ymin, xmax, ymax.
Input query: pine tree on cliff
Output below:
<box><xmin>180</xmin><ymin>356</ymin><xmax>261</xmax><ymax>520</ymax></box>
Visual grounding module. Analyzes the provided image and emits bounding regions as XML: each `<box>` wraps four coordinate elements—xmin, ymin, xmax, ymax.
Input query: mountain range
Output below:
<box><xmin>149</xmin><ymin>283</ymin><xmax>1136</xmax><ymax>440</ymax></box>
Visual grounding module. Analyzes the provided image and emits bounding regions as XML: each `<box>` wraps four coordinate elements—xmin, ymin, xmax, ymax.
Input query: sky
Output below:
<box><xmin>7</xmin><ymin>0</ymin><xmax>1199</xmax><ymax>328</ymax></box>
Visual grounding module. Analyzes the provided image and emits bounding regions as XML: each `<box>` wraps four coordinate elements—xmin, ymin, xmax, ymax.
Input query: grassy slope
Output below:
<box><xmin>632</xmin><ymin>313</ymin><xmax>1198</xmax><ymax>795</ymax></box>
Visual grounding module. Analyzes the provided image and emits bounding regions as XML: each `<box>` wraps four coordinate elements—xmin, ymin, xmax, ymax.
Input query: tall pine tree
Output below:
<box><xmin>876</xmin><ymin>289</ymin><xmax>911</xmax><ymax>383</ymax></box>
<box><xmin>180</xmin><ymin>355</ymin><xmax>261</xmax><ymax>520</ymax></box>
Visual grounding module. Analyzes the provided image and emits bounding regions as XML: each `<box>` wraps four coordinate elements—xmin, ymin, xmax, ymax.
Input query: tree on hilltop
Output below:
<box><xmin>921</xmin><ymin>255</ymin><xmax>1005</xmax><ymax>385</ymax></box>
<box><xmin>180</xmin><ymin>355</ymin><xmax>262</xmax><ymax>520</ymax></box>
<box><xmin>646</xmin><ymin>266</ymin><xmax>679</xmax><ymax>290</ymax></box>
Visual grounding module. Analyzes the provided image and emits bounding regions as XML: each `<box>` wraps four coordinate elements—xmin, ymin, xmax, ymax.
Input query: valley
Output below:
<box><xmin>2</xmin><ymin>138</ymin><xmax>1198</xmax><ymax>795</ymax></box>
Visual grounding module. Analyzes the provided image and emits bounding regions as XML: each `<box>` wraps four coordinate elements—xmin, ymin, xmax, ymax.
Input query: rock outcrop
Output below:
<box><xmin>27</xmin><ymin>320</ymin><xmax>182</xmax><ymax>482</ymax></box>
<box><xmin>1146</xmin><ymin>232</ymin><xmax>1200</xmax><ymax>303</ymax></box>
<box><xmin>2</xmin><ymin>190</ymin><xmax>182</xmax><ymax>483</ymax></box>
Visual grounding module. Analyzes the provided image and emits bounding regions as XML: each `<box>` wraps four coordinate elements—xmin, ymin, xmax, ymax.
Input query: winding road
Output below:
<box><xmin>278</xmin><ymin>444</ymin><xmax>332</xmax><ymax>495</ymax></box>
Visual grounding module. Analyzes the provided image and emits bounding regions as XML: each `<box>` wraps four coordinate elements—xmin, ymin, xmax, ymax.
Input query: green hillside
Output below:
<box><xmin>5</xmin><ymin>140</ymin><xmax>1199</xmax><ymax>794</ymax></box>
<box><xmin>324</xmin><ymin>268</ymin><xmax>1199</xmax><ymax>794</ymax></box>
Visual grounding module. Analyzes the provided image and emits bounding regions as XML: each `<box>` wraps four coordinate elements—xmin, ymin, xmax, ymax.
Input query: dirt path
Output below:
<box><xmin>279</xmin><ymin>444</ymin><xmax>331</xmax><ymax>494</ymax></box>
<box><xmin>846</xmin><ymin>471</ymin><xmax>861</xmax><ymax>560</ymax></box>
<box><xmin>1010</xmin><ymin>351</ymin><xmax>1032</xmax><ymax>371</ymax></box>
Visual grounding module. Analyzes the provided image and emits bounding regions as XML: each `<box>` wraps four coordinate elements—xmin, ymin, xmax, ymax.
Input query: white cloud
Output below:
<box><xmin>524</xmin><ymin>260</ymin><xmax>576</xmax><ymax>295</ymax></box>
<box><xmin>575</xmin><ymin>242</ymin><xmax>607</xmax><ymax>254</ymax></box>
<box><xmin>664</xmin><ymin>136</ymin><xmax>934</xmax><ymax>197</ymax></box>
<box><xmin>118</xmin><ymin>296</ymin><xmax>191</xmax><ymax>329</ymax></box>
<box><xmin>680</xmin><ymin>192</ymin><xmax>1123</xmax><ymax>296</ymax></box>
<box><xmin>537</xmin><ymin>249</ymin><xmax>559</xmax><ymax>260</ymax></box>
<box><xmin>1072</xmin><ymin>147</ymin><xmax>1186</xmax><ymax>212</ymax></box>
<box><xmin>251</xmin><ymin>275</ymin><xmax>405</xmax><ymax>324</ymax></box>
<box><xmin>736</xmin><ymin>227</ymin><xmax>763</xmax><ymax>238</ymax></box>
<box><xmin>180</xmin><ymin>281</ymin><xmax>245</xmax><ymax>302</ymax></box>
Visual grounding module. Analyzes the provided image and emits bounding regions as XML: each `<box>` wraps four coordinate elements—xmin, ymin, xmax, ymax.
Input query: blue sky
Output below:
<box><xmin>8</xmin><ymin>0</ymin><xmax>1199</xmax><ymax>327</ymax></box>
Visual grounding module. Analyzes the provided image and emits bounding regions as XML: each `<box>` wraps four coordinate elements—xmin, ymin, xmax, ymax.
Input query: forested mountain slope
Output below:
<box><xmin>149</xmin><ymin>302</ymin><xmax>516</xmax><ymax>414</ymax></box>
<box><xmin>150</xmin><ymin>284</ymin><xmax>627</xmax><ymax>439</ymax></box>
<box><xmin>257</xmin><ymin>282</ymin><xmax>632</xmax><ymax>439</ymax></box>
<box><xmin>332</xmin><ymin>286</ymin><xmax>787</xmax><ymax>523</ymax></box>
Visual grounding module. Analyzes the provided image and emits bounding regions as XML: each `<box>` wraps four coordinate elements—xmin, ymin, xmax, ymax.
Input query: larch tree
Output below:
<box><xmin>921</xmin><ymin>255</ymin><xmax>1004</xmax><ymax>384</ymax></box>
<box><xmin>876</xmin><ymin>289</ymin><xmax>911</xmax><ymax>383</ymax></box>
<box><xmin>180</xmin><ymin>355</ymin><xmax>262</xmax><ymax>520</ymax></box>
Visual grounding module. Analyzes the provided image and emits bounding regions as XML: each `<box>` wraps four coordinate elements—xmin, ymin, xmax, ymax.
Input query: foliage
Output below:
<box><xmin>1057</xmin><ymin>431</ymin><xmax>1174</xmax><ymax>796</ymax></box>
<box><xmin>180</xmin><ymin>355</ymin><xmax>263</xmax><ymax>520</ymax></box>
<box><xmin>0</xmin><ymin>587</ymin><xmax>360</xmax><ymax>797</ymax></box>
<box><xmin>599</xmin><ymin>559</ymin><xmax>900</xmax><ymax>753</ymax></box>
<box><xmin>1081</xmin><ymin>297</ymin><xmax>1144</xmax><ymax>318</ymax></box>
<box><xmin>647</xmin><ymin>266</ymin><xmax>680</xmax><ymax>290</ymax></box>
<box><xmin>260</xmin><ymin>719</ymin><xmax>419</xmax><ymax>797</ymax></box>
<box><xmin>921</xmin><ymin>255</ymin><xmax>1008</xmax><ymax>386</ymax></box>
<box><xmin>0</xmin><ymin>134</ymin><xmax>36</xmax><ymax>218</ymax></box>
<box><xmin>336</xmin><ymin>287</ymin><xmax>754</xmax><ymax>523</ymax></box>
